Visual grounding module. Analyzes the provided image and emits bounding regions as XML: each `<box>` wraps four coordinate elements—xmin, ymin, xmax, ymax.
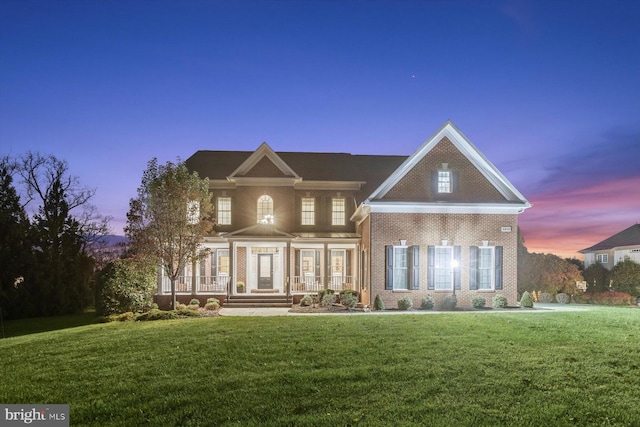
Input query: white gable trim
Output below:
<box><xmin>366</xmin><ymin>121</ymin><xmax>530</xmax><ymax>204</ymax></box>
<box><xmin>366</xmin><ymin>201</ymin><xmax>530</xmax><ymax>215</ymax></box>
<box><xmin>228</xmin><ymin>142</ymin><xmax>300</xmax><ymax>180</ymax></box>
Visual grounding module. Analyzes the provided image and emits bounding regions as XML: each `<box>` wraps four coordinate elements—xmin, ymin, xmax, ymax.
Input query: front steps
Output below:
<box><xmin>224</xmin><ymin>294</ymin><xmax>292</xmax><ymax>308</ymax></box>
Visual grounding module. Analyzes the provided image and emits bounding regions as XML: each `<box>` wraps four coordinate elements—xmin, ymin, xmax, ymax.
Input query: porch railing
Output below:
<box><xmin>161</xmin><ymin>275</ymin><xmax>229</xmax><ymax>294</ymax></box>
<box><xmin>291</xmin><ymin>276</ymin><xmax>354</xmax><ymax>293</ymax></box>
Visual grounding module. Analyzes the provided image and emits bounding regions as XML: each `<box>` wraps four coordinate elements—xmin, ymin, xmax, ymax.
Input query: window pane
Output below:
<box><xmin>301</xmin><ymin>197</ymin><xmax>315</xmax><ymax>225</ymax></box>
<box><xmin>332</xmin><ymin>198</ymin><xmax>345</xmax><ymax>225</ymax></box>
<box><xmin>478</xmin><ymin>247</ymin><xmax>493</xmax><ymax>290</ymax></box>
<box><xmin>257</xmin><ymin>195</ymin><xmax>274</xmax><ymax>223</ymax></box>
<box><xmin>217</xmin><ymin>197</ymin><xmax>231</xmax><ymax>225</ymax></box>
<box><xmin>438</xmin><ymin>170</ymin><xmax>451</xmax><ymax>193</ymax></box>
<box><xmin>393</xmin><ymin>247</ymin><xmax>408</xmax><ymax>290</ymax></box>
<box><xmin>435</xmin><ymin>247</ymin><xmax>452</xmax><ymax>289</ymax></box>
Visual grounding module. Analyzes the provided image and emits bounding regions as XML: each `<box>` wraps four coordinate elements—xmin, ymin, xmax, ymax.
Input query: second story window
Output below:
<box><xmin>332</xmin><ymin>197</ymin><xmax>345</xmax><ymax>226</ymax></box>
<box><xmin>217</xmin><ymin>197</ymin><xmax>231</xmax><ymax>225</ymax></box>
<box><xmin>257</xmin><ymin>195</ymin><xmax>274</xmax><ymax>224</ymax></box>
<box><xmin>596</xmin><ymin>253</ymin><xmax>608</xmax><ymax>263</ymax></box>
<box><xmin>301</xmin><ymin>197</ymin><xmax>315</xmax><ymax>225</ymax></box>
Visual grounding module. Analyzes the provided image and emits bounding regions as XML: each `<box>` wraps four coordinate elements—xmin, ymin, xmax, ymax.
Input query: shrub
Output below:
<box><xmin>397</xmin><ymin>297</ymin><xmax>412</xmax><ymax>310</ymax></box>
<box><xmin>341</xmin><ymin>293</ymin><xmax>358</xmax><ymax>309</ymax></box>
<box><xmin>581</xmin><ymin>292</ymin><xmax>636</xmax><ymax>306</ymax></box>
<box><xmin>175</xmin><ymin>303</ymin><xmax>187</xmax><ymax>310</ymax></box>
<box><xmin>318</xmin><ymin>289</ymin><xmax>335</xmax><ymax>302</ymax></box>
<box><xmin>555</xmin><ymin>293</ymin><xmax>571</xmax><ymax>304</ymax></box>
<box><xmin>102</xmin><ymin>312</ymin><xmax>135</xmax><ymax>322</ymax></box>
<box><xmin>189</xmin><ymin>298</ymin><xmax>200</xmax><ymax>307</ymax></box>
<box><xmin>441</xmin><ymin>294</ymin><xmax>457</xmax><ymax>311</ymax></box>
<box><xmin>520</xmin><ymin>291</ymin><xmax>534</xmax><ymax>308</ymax></box>
<box><xmin>420</xmin><ymin>296</ymin><xmax>434</xmax><ymax>310</ymax></box>
<box><xmin>320</xmin><ymin>293</ymin><xmax>336</xmax><ymax>307</ymax></box>
<box><xmin>472</xmin><ymin>296</ymin><xmax>486</xmax><ymax>309</ymax></box>
<box><xmin>206</xmin><ymin>297</ymin><xmax>219</xmax><ymax>304</ymax></box>
<box><xmin>339</xmin><ymin>289</ymin><xmax>359</xmax><ymax>301</ymax></box>
<box><xmin>492</xmin><ymin>294</ymin><xmax>508</xmax><ymax>308</ymax></box>
<box><xmin>204</xmin><ymin>302</ymin><xmax>219</xmax><ymax>311</ymax></box>
<box><xmin>95</xmin><ymin>257</ymin><xmax>157</xmax><ymax>316</ymax></box>
<box><xmin>373</xmin><ymin>294</ymin><xmax>385</xmax><ymax>311</ymax></box>
<box><xmin>135</xmin><ymin>309</ymin><xmax>178</xmax><ymax>321</ymax></box>
<box><xmin>300</xmin><ymin>294</ymin><xmax>313</xmax><ymax>307</ymax></box>
<box><xmin>151</xmin><ymin>303</ymin><xmax>159</xmax><ymax>310</ymax></box>
<box><xmin>538</xmin><ymin>292</ymin><xmax>553</xmax><ymax>303</ymax></box>
<box><xmin>176</xmin><ymin>308</ymin><xmax>201</xmax><ymax>317</ymax></box>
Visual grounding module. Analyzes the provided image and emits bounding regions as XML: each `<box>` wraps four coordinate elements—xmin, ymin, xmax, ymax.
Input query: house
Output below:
<box><xmin>155</xmin><ymin>121</ymin><xmax>531</xmax><ymax>309</ymax></box>
<box><xmin>579</xmin><ymin>224</ymin><xmax>640</xmax><ymax>270</ymax></box>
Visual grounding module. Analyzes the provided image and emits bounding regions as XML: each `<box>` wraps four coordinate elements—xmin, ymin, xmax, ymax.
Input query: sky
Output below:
<box><xmin>1</xmin><ymin>0</ymin><xmax>639</xmax><ymax>259</ymax></box>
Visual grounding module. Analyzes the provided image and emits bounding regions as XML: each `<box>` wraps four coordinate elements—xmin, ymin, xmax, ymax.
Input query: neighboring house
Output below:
<box><xmin>155</xmin><ymin>121</ymin><xmax>531</xmax><ymax>309</ymax></box>
<box><xmin>579</xmin><ymin>224</ymin><xmax>640</xmax><ymax>270</ymax></box>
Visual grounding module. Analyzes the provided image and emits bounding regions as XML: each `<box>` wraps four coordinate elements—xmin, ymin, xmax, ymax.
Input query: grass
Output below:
<box><xmin>0</xmin><ymin>309</ymin><xmax>98</xmax><ymax>338</ymax></box>
<box><xmin>1</xmin><ymin>306</ymin><xmax>639</xmax><ymax>426</ymax></box>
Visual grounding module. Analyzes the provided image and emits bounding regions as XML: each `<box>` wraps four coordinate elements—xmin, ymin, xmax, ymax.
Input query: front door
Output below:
<box><xmin>258</xmin><ymin>254</ymin><xmax>274</xmax><ymax>289</ymax></box>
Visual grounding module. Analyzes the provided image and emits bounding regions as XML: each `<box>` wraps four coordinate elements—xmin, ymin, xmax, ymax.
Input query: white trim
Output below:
<box><xmin>228</xmin><ymin>142</ymin><xmax>300</xmax><ymax>180</ymax></box>
<box><xmin>295</xmin><ymin>180</ymin><xmax>365</xmax><ymax>190</ymax></box>
<box><xmin>367</xmin><ymin>201</ymin><xmax>529</xmax><ymax>215</ymax></box>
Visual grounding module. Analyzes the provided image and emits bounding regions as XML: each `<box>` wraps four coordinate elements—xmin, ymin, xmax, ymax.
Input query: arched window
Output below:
<box><xmin>257</xmin><ymin>195</ymin><xmax>274</xmax><ymax>223</ymax></box>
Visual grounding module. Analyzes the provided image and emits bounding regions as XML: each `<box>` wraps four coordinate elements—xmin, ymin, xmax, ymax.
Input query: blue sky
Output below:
<box><xmin>1</xmin><ymin>0</ymin><xmax>639</xmax><ymax>257</ymax></box>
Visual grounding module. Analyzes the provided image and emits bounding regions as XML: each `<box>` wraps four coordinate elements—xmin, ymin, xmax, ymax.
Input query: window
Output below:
<box><xmin>257</xmin><ymin>195</ymin><xmax>274</xmax><ymax>223</ymax></box>
<box><xmin>217</xmin><ymin>197</ymin><xmax>231</xmax><ymax>225</ymax></box>
<box><xmin>301</xmin><ymin>197</ymin><xmax>315</xmax><ymax>225</ymax></box>
<box><xmin>385</xmin><ymin>245</ymin><xmax>419</xmax><ymax>290</ymax></box>
<box><xmin>211</xmin><ymin>249</ymin><xmax>230</xmax><ymax>277</ymax></box>
<box><xmin>332</xmin><ymin>197</ymin><xmax>345</xmax><ymax>226</ymax></box>
<box><xmin>469</xmin><ymin>246</ymin><xmax>503</xmax><ymax>291</ymax></box>
<box><xmin>427</xmin><ymin>245</ymin><xmax>461</xmax><ymax>291</ymax></box>
<box><xmin>393</xmin><ymin>247</ymin><xmax>409</xmax><ymax>290</ymax></box>
<box><xmin>596</xmin><ymin>254</ymin><xmax>608</xmax><ymax>263</ymax></box>
<box><xmin>434</xmin><ymin>247</ymin><xmax>453</xmax><ymax>289</ymax></box>
<box><xmin>438</xmin><ymin>170</ymin><xmax>451</xmax><ymax>193</ymax></box>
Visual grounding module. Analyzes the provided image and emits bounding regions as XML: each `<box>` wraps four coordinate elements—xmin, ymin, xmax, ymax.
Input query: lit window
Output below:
<box><xmin>301</xmin><ymin>198</ymin><xmax>315</xmax><ymax>225</ymax></box>
<box><xmin>332</xmin><ymin>197</ymin><xmax>345</xmax><ymax>226</ymax></box>
<box><xmin>438</xmin><ymin>170</ymin><xmax>451</xmax><ymax>193</ymax></box>
<box><xmin>477</xmin><ymin>247</ymin><xmax>494</xmax><ymax>290</ymax></box>
<box><xmin>217</xmin><ymin>197</ymin><xmax>231</xmax><ymax>225</ymax></box>
<box><xmin>596</xmin><ymin>254</ymin><xmax>608</xmax><ymax>263</ymax></box>
<box><xmin>434</xmin><ymin>246</ymin><xmax>453</xmax><ymax>290</ymax></box>
<box><xmin>257</xmin><ymin>195</ymin><xmax>274</xmax><ymax>223</ymax></box>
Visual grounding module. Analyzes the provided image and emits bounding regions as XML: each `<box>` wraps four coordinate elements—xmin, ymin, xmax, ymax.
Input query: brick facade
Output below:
<box><xmin>368</xmin><ymin>212</ymin><xmax>518</xmax><ymax>309</ymax></box>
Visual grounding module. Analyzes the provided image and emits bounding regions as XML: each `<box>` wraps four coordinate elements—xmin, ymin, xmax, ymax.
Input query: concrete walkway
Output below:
<box><xmin>218</xmin><ymin>303</ymin><xmax>594</xmax><ymax>317</ymax></box>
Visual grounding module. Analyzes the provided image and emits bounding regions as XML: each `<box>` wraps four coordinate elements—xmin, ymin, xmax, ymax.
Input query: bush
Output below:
<box><xmin>492</xmin><ymin>295</ymin><xmax>508</xmax><ymax>308</ymax></box>
<box><xmin>102</xmin><ymin>312</ymin><xmax>135</xmax><ymax>322</ymax></box>
<box><xmin>135</xmin><ymin>309</ymin><xmax>178</xmax><ymax>321</ymax></box>
<box><xmin>151</xmin><ymin>303</ymin><xmax>159</xmax><ymax>310</ymax></box>
<box><xmin>95</xmin><ymin>257</ymin><xmax>157</xmax><ymax>316</ymax></box>
<box><xmin>189</xmin><ymin>298</ymin><xmax>200</xmax><ymax>307</ymax></box>
<box><xmin>420</xmin><ymin>296</ymin><xmax>434</xmax><ymax>310</ymax></box>
<box><xmin>320</xmin><ymin>293</ymin><xmax>336</xmax><ymax>307</ymax></box>
<box><xmin>441</xmin><ymin>294</ymin><xmax>457</xmax><ymax>311</ymax></box>
<box><xmin>538</xmin><ymin>293</ymin><xmax>553</xmax><ymax>303</ymax></box>
<box><xmin>204</xmin><ymin>302</ymin><xmax>219</xmax><ymax>311</ymax></box>
<box><xmin>580</xmin><ymin>292</ymin><xmax>636</xmax><ymax>306</ymax></box>
<box><xmin>373</xmin><ymin>294</ymin><xmax>385</xmax><ymax>311</ymax></box>
<box><xmin>397</xmin><ymin>297</ymin><xmax>412</xmax><ymax>310</ymax></box>
<box><xmin>176</xmin><ymin>308</ymin><xmax>201</xmax><ymax>317</ymax></box>
<box><xmin>339</xmin><ymin>289</ymin><xmax>358</xmax><ymax>301</ymax></box>
<box><xmin>520</xmin><ymin>291</ymin><xmax>534</xmax><ymax>308</ymax></box>
<box><xmin>472</xmin><ymin>296</ymin><xmax>486</xmax><ymax>309</ymax></box>
<box><xmin>341</xmin><ymin>293</ymin><xmax>358</xmax><ymax>309</ymax></box>
<box><xmin>318</xmin><ymin>289</ymin><xmax>335</xmax><ymax>304</ymax></box>
<box><xmin>175</xmin><ymin>303</ymin><xmax>187</xmax><ymax>310</ymax></box>
<box><xmin>300</xmin><ymin>294</ymin><xmax>313</xmax><ymax>307</ymax></box>
<box><xmin>555</xmin><ymin>293</ymin><xmax>571</xmax><ymax>304</ymax></box>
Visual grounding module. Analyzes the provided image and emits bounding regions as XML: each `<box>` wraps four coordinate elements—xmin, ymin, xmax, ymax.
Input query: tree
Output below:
<box><xmin>0</xmin><ymin>158</ymin><xmax>33</xmax><ymax>319</ymax></box>
<box><xmin>125</xmin><ymin>159</ymin><xmax>214</xmax><ymax>309</ymax></box>
<box><xmin>610</xmin><ymin>258</ymin><xmax>640</xmax><ymax>297</ymax></box>
<box><xmin>583</xmin><ymin>261</ymin><xmax>610</xmax><ymax>293</ymax></box>
<box><xmin>13</xmin><ymin>152</ymin><xmax>108</xmax><ymax>316</ymax></box>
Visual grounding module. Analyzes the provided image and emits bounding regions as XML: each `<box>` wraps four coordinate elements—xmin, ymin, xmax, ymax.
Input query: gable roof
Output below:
<box><xmin>228</xmin><ymin>142</ymin><xmax>300</xmax><ymax>179</ymax></box>
<box><xmin>367</xmin><ymin>121</ymin><xmax>529</xmax><ymax>205</ymax></box>
<box><xmin>579</xmin><ymin>224</ymin><xmax>640</xmax><ymax>253</ymax></box>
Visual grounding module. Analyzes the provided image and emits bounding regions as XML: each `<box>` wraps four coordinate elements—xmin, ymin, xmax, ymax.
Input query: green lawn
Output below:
<box><xmin>1</xmin><ymin>307</ymin><xmax>639</xmax><ymax>426</ymax></box>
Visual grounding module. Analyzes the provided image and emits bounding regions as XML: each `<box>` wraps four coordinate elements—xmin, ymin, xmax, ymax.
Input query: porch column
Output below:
<box><xmin>191</xmin><ymin>257</ymin><xmax>197</xmax><ymax>296</ymax></box>
<box><xmin>324</xmin><ymin>243</ymin><xmax>329</xmax><ymax>290</ymax></box>
<box><xmin>286</xmin><ymin>240</ymin><xmax>291</xmax><ymax>297</ymax></box>
<box><xmin>229</xmin><ymin>240</ymin><xmax>234</xmax><ymax>296</ymax></box>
